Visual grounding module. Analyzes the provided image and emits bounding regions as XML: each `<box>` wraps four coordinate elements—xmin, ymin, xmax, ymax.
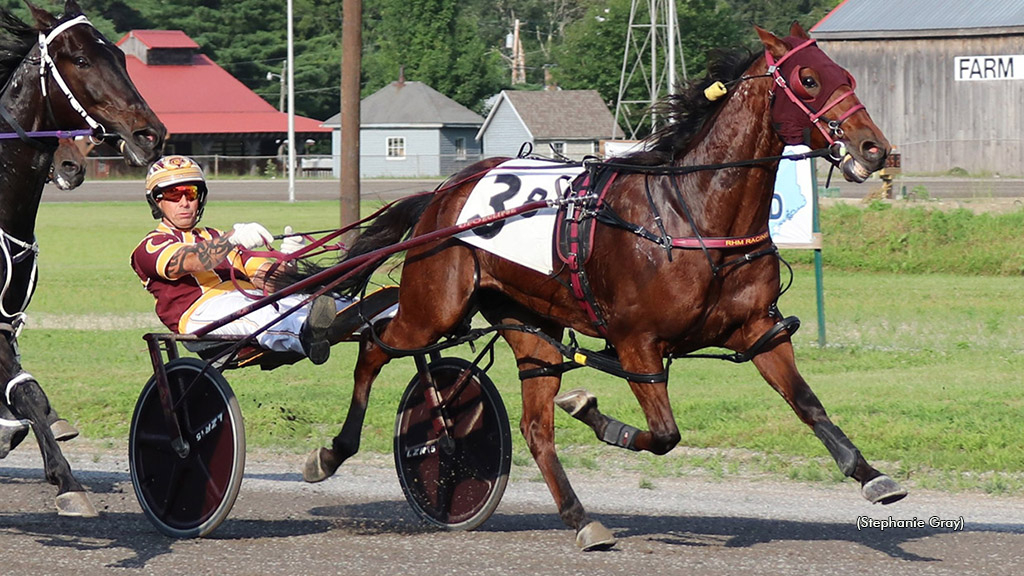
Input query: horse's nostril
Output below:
<box><xmin>862</xmin><ymin>142</ymin><xmax>883</xmax><ymax>162</ymax></box>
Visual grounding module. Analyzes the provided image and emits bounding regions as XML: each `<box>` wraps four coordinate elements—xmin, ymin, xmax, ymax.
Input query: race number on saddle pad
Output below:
<box><xmin>456</xmin><ymin>159</ymin><xmax>585</xmax><ymax>274</ymax></box>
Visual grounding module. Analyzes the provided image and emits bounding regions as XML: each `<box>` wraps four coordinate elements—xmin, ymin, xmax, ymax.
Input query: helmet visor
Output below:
<box><xmin>155</xmin><ymin>184</ymin><xmax>201</xmax><ymax>203</ymax></box>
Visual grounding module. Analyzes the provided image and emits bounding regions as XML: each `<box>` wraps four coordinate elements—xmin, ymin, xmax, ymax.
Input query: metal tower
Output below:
<box><xmin>613</xmin><ymin>0</ymin><xmax>687</xmax><ymax>141</ymax></box>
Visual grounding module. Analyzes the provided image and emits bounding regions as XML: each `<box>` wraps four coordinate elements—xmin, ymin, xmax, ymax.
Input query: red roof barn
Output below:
<box><xmin>117</xmin><ymin>30</ymin><xmax>329</xmax><ymax>172</ymax></box>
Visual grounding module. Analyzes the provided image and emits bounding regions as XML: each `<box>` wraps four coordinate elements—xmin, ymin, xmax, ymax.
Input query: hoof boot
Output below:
<box><xmin>576</xmin><ymin>520</ymin><xmax>617</xmax><ymax>551</ymax></box>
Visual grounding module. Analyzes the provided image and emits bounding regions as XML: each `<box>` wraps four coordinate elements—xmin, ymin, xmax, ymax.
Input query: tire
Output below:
<box><xmin>394</xmin><ymin>357</ymin><xmax>512</xmax><ymax>531</ymax></box>
<box><xmin>129</xmin><ymin>358</ymin><xmax>246</xmax><ymax>538</ymax></box>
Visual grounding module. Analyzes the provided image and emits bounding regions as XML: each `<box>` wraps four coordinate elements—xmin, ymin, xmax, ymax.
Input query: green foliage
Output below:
<box><xmin>783</xmin><ymin>203</ymin><xmax>1024</xmax><ymax>276</ymax></box>
<box><xmin>362</xmin><ymin>0</ymin><xmax>505</xmax><ymax>111</ymax></box>
<box><xmin>13</xmin><ymin>0</ymin><xmax>837</xmax><ymax>123</ymax></box>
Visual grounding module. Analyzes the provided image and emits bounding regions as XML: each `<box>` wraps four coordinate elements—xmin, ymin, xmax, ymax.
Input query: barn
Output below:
<box><xmin>811</xmin><ymin>0</ymin><xmax>1024</xmax><ymax>175</ymax></box>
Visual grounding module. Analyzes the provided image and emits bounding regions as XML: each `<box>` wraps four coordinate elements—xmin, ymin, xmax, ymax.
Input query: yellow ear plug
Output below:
<box><xmin>704</xmin><ymin>81</ymin><xmax>727</xmax><ymax>101</ymax></box>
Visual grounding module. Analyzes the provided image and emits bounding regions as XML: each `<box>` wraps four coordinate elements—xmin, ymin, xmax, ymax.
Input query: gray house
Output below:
<box><xmin>811</xmin><ymin>0</ymin><xmax>1024</xmax><ymax>175</ymax></box>
<box><xmin>323</xmin><ymin>80</ymin><xmax>484</xmax><ymax>178</ymax></box>
<box><xmin>477</xmin><ymin>90</ymin><xmax>624</xmax><ymax>160</ymax></box>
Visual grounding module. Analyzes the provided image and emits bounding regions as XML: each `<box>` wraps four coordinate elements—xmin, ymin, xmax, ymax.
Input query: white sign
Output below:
<box><xmin>769</xmin><ymin>145</ymin><xmax>816</xmax><ymax>247</ymax></box>
<box><xmin>954</xmin><ymin>55</ymin><xmax>1024</xmax><ymax>81</ymax></box>
<box><xmin>456</xmin><ymin>159</ymin><xmax>583</xmax><ymax>274</ymax></box>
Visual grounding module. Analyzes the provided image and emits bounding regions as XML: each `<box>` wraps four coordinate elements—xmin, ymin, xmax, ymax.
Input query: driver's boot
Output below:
<box><xmin>300</xmin><ymin>296</ymin><xmax>335</xmax><ymax>365</ymax></box>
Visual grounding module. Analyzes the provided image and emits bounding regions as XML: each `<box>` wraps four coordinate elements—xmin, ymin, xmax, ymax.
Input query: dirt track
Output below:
<box><xmin>0</xmin><ymin>442</ymin><xmax>1022</xmax><ymax>575</ymax></box>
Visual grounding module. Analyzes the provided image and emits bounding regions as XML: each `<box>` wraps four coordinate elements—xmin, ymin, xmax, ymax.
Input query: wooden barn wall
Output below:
<box><xmin>819</xmin><ymin>35</ymin><xmax>1024</xmax><ymax>175</ymax></box>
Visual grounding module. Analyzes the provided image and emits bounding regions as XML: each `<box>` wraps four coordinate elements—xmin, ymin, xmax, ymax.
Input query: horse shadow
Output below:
<box><xmin>310</xmin><ymin>500</ymin><xmax>1024</xmax><ymax>563</ymax></box>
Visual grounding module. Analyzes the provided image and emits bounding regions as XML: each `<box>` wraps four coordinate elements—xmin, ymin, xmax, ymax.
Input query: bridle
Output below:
<box><xmin>37</xmin><ymin>15</ymin><xmax>106</xmax><ymax>137</ymax></box>
<box><xmin>0</xmin><ymin>14</ymin><xmax>107</xmax><ymax>149</ymax></box>
<box><xmin>765</xmin><ymin>37</ymin><xmax>864</xmax><ymax>157</ymax></box>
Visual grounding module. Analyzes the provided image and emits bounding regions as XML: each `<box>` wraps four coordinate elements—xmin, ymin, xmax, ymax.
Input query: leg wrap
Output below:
<box><xmin>813</xmin><ymin>421</ymin><xmax>861</xmax><ymax>477</ymax></box>
<box><xmin>601</xmin><ymin>420</ymin><xmax>641</xmax><ymax>451</ymax></box>
<box><xmin>5</xmin><ymin>371</ymin><xmax>33</xmax><ymax>406</ymax></box>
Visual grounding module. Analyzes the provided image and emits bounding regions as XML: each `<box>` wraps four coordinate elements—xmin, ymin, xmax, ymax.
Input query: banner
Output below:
<box><xmin>770</xmin><ymin>145</ymin><xmax>818</xmax><ymax>248</ymax></box>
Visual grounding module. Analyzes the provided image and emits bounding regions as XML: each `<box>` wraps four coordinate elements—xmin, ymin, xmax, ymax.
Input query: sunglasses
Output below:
<box><xmin>157</xmin><ymin>184</ymin><xmax>200</xmax><ymax>202</ymax></box>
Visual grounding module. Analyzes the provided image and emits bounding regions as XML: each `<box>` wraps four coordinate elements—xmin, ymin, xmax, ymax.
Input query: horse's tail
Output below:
<box><xmin>278</xmin><ymin>193</ymin><xmax>433</xmax><ymax>297</ymax></box>
<box><xmin>334</xmin><ymin>193</ymin><xmax>433</xmax><ymax>295</ymax></box>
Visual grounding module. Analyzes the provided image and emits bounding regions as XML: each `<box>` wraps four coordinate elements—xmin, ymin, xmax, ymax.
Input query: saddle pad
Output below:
<box><xmin>456</xmin><ymin>159</ymin><xmax>584</xmax><ymax>274</ymax></box>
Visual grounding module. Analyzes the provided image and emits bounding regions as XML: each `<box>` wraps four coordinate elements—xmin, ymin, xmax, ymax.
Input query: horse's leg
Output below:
<box><xmin>304</xmin><ymin>248</ymin><xmax>477</xmax><ymax>483</ymax></box>
<box><xmin>555</xmin><ymin>339</ymin><xmax>681</xmax><ymax>456</ymax></box>
<box><xmin>749</xmin><ymin>336</ymin><xmax>907</xmax><ymax>504</ymax></box>
<box><xmin>500</xmin><ymin>326</ymin><xmax>615</xmax><ymax>551</ymax></box>
<box><xmin>3</xmin><ymin>372</ymin><xmax>97</xmax><ymax>516</ymax></box>
<box><xmin>302</xmin><ymin>329</ymin><xmax>394</xmax><ymax>482</ymax></box>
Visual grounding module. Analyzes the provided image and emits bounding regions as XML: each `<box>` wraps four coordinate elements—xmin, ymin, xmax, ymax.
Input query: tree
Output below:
<box><xmin>361</xmin><ymin>0</ymin><xmax>504</xmax><ymax>112</ymax></box>
<box><xmin>726</xmin><ymin>0</ymin><xmax>842</xmax><ymax>38</ymax></box>
<box><xmin>553</xmin><ymin>0</ymin><xmax>744</xmax><ymax>137</ymax></box>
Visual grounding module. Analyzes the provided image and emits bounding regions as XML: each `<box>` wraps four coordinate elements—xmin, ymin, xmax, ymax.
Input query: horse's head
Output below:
<box><xmin>49</xmin><ymin>137</ymin><xmax>85</xmax><ymax>190</ymax></box>
<box><xmin>757</xmin><ymin>22</ymin><xmax>889</xmax><ymax>183</ymax></box>
<box><xmin>26</xmin><ymin>0</ymin><xmax>165</xmax><ymax>165</ymax></box>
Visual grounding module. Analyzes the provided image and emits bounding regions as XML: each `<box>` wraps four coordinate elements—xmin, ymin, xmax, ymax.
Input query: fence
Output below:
<box><xmin>84</xmin><ymin>153</ymin><xmax>488</xmax><ymax>180</ymax></box>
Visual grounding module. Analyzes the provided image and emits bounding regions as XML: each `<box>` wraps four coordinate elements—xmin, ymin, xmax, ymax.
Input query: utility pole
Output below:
<box><xmin>266</xmin><ymin>61</ymin><xmax>286</xmax><ymax>111</ymax></box>
<box><xmin>511</xmin><ymin>19</ymin><xmax>526</xmax><ymax>84</ymax></box>
<box><xmin>340</xmin><ymin>0</ymin><xmax>362</xmax><ymax>230</ymax></box>
<box><xmin>613</xmin><ymin>0</ymin><xmax>687</xmax><ymax>140</ymax></box>
<box><xmin>286</xmin><ymin>0</ymin><xmax>295</xmax><ymax>202</ymax></box>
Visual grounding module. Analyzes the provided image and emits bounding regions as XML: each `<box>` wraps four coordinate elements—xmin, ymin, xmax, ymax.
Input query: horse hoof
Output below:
<box><xmin>55</xmin><ymin>492</ymin><xmax>98</xmax><ymax>517</ymax></box>
<box><xmin>576</xmin><ymin>521</ymin><xmax>617</xmax><ymax>551</ymax></box>
<box><xmin>862</xmin><ymin>474</ymin><xmax>908</xmax><ymax>505</ymax></box>
<box><xmin>302</xmin><ymin>447</ymin><xmax>338</xmax><ymax>483</ymax></box>
<box><xmin>555</xmin><ymin>389</ymin><xmax>596</xmax><ymax>418</ymax></box>
<box><xmin>51</xmin><ymin>419</ymin><xmax>79</xmax><ymax>442</ymax></box>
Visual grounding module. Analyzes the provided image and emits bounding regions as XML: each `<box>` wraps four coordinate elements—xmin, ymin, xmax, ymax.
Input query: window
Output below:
<box><xmin>551</xmin><ymin>141</ymin><xmax>566</xmax><ymax>157</ymax></box>
<box><xmin>455</xmin><ymin>137</ymin><xmax>466</xmax><ymax>160</ymax></box>
<box><xmin>386</xmin><ymin>137</ymin><xmax>406</xmax><ymax>160</ymax></box>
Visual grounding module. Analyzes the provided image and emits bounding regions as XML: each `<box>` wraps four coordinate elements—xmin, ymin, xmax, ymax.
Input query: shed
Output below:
<box><xmin>119</xmin><ymin>30</ymin><xmax>329</xmax><ymax>174</ymax></box>
<box><xmin>322</xmin><ymin>80</ymin><xmax>485</xmax><ymax>178</ymax></box>
<box><xmin>477</xmin><ymin>90</ymin><xmax>624</xmax><ymax>161</ymax></box>
<box><xmin>811</xmin><ymin>0</ymin><xmax>1024</xmax><ymax>175</ymax></box>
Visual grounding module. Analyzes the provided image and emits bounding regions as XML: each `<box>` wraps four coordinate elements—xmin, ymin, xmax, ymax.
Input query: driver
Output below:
<box><xmin>130</xmin><ymin>155</ymin><xmax>341</xmax><ymax>364</ymax></box>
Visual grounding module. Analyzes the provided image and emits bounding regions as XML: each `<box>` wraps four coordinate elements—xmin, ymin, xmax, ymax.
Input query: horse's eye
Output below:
<box><xmin>801</xmin><ymin>76</ymin><xmax>818</xmax><ymax>90</ymax></box>
<box><xmin>73</xmin><ymin>56</ymin><xmax>89</xmax><ymax>68</ymax></box>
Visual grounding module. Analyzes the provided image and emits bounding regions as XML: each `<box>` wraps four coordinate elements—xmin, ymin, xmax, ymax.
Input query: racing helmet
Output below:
<box><xmin>144</xmin><ymin>155</ymin><xmax>209</xmax><ymax>222</ymax></box>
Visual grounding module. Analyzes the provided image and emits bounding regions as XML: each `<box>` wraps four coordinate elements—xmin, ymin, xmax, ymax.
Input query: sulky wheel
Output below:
<box><xmin>394</xmin><ymin>357</ymin><xmax>512</xmax><ymax>531</ymax></box>
<box><xmin>129</xmin><ymin>358</ymin><xmax>246</xmax><ymax>538</ymax></box>
<box><xmin>395</xmin><ymin>358</ymin><xmax>516</xmax><ymax>528</ymax></box>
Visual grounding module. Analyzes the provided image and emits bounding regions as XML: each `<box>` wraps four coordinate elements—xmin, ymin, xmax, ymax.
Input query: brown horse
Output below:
<box><xmin>303</xmin><ymin>23</ymin><xmax>905</xmax><ymax>549</ymax></box>
<box><xmin>48</xmin><ymin>137</ymin><xmax>87</xmax><ymax>190</ymax></box>
<box><xmin>0</xmin><ymin>0</ymin><xmax>164</xmax><ymax>516</ymax></box>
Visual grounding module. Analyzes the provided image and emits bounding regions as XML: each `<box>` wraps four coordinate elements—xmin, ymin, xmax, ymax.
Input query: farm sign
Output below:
<box><xmin>954</xmin><ymin>55</ymin><xmax>1024</xmax><ymax>81</ymax></box>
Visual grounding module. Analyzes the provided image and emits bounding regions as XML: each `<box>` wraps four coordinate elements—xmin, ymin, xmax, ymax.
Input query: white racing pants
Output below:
<box><xmin>184</xmin><ymin>290</ymin><xmax>350</xmax><ymax>354</ymax></box>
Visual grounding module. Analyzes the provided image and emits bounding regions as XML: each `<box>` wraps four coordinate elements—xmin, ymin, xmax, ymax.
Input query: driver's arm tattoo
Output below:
<box><xmin>165</xmin><ymin>236</ymin><xmax>235</xmax><ymax>278</ymax></box>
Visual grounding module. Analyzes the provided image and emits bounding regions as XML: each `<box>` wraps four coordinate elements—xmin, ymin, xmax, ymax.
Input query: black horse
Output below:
<box><xmin>0</xmin><ymin>0</ymin><xmax>164</xmax><ymax>515</ymax></box>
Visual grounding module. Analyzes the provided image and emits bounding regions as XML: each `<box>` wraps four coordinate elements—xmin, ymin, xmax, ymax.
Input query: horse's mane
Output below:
<box><xmin>0</xmin><ymin>9</ymin><xmax>37</xmax><ymax>88</ymax></box>
<box><xmin>617</xmin><ymin>48</ymin><xmax>761</xmax><ymax>165</ymax></box>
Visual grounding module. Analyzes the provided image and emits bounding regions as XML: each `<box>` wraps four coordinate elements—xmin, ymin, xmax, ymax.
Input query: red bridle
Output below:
<box><xmin>765</xmin><ymin>38</ymin><xmax>864</xmax><ymax>151</ymax></box>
